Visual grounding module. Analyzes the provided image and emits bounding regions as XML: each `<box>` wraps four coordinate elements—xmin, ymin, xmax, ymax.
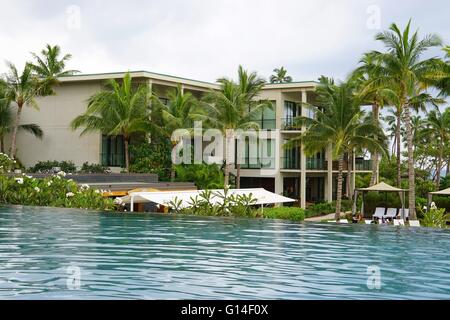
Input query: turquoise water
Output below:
<box><xmin>0</xmin><ymin>205</ymin><xmax>449</xmax><ymax>299</ymax></box>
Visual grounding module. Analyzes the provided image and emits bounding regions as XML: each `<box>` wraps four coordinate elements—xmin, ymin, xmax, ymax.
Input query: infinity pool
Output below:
<box><xmin>0</xmin><ymin>205</ymin><xmax>449</xmax><ymax>299</ymax></box>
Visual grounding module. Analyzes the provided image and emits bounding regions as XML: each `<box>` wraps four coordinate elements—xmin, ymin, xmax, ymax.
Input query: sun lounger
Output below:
<box><xmin>393</xmin><ymin>219</ymin><xmax>405</xmax><ymax>226</ymax></box>
<box><xmin>385</xmin><ymin>208</ymin><xmax>398</xmax><ymax>219</ymax></box>
<box><xmin>339</xmin><ymin>219</ymin><xmax>349</xmax><ymax>224</ymax></box>
<box><xmin>364</xmin><ymin>220</ymin><xmax>373</xmax><ymax>224</ymax></box>
<box><xmin>373</xmin><ymin>207</ymin><xmax>385</xmax><ymax>219</ymax></box>
<box><xmin>409</xmin><ymin>220</ymin><xmax>420</xmax><ymax>227</ymax></box>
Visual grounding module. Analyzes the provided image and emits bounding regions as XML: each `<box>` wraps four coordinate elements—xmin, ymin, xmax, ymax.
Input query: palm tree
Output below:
<box><xmin>0</xmin><ymin>96</ymin><xmax>43</xmax><ymax>153</ymax></box>
<box><xmin>295</xmin><ymin>77</ymin><xmax>386</xmax><ymax>220</ymax></box>
<box><xmin>270</xmin><ymin>67</ymin><xmax>293</xmax><ymax>84</ymax></box>
<box><xmin>352</xmin><ymin>52</ymin><xmax>393</xmax><ymax>186</ymax></box>
<box><xmin>30</xmin><ymin>44</ymin><xmax>79</xmax><ymax>95</ymax></box>
<box><xmin>70</xmin><ymin>73</ymin><xmax>153</xmax><ymax>171</ymax></box>
<box><xmin>202</xmin><ymin>66</ymin><xmax>270</xmax><ymax>188</ymax></box>
<box><xmin>3</xmin><ymin>62</ymin><xmax>41</xmax><ymax>158</ymax></box>
<box><xmin>373</xmin><ymin>20</ymin><xmax>445</xmax><ymax>218</ymax></box>
<box><xmin>152</xmin><ymin>84</ymin><xmax>200</xmax><ymax>181</ymax></box>
<box><xmin>420</xmin><ymin>107</ymin><xmax>450</xmax><ymax>188</ymax></box>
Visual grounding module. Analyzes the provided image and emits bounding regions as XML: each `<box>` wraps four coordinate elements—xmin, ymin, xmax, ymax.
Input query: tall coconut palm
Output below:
<box><xmin>295</xmin><ymin>77</ymin><xmax>386</xmax><ymax>220</ymax></box>
<box><xmin>3</xmin><ymin>62</ymin><xmax>41</xmax><ymax>158</ymax></box>
<box><xmin>420</xmin><ymin>107</ymin><xmax>450</xmax><ymax>188</ymax></box>
<box><xmin>351</xmin><ymin>52</ymin><xmax>394</xmax><ymax>186</ymax></box>
<box><xmin>30</xmin><ymin>44</ymin><xmax>79</xmax><ymax>95</ymax></box>
<box><xmin>70</xmin><ymin>73</ymin><xmax>153</xmax><ymax>171</ymax></box>
<box><xmin>0</xmin><ymin>96</ymin><xmax>43</xmax><ymax>153</ymax></box>
<box><xmin>202</xmin><ymin>67</ymin><xmax>270</xmax><ymax>188</ymax></box>
<box><xmin>152</xmin><ymin>84</ymin><xmax>200</xmax><ymax>181</ymax></box>
<box><xmin>373</xmin><ymin>20</ymin><xmax>445</xmax><ymax>218</ymax></box>
<box><xmin>270</xmin><ymin>67</ymin><xmax>293</xmax><ymax>84</ymax></box>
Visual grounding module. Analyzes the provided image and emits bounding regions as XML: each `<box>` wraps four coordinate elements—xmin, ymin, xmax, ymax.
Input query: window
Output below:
<box><xmin>250</xmin><ymin>101</ymin><xmax>276</xmax><ymax>129</ymax></box>
<box><xmin>101</xmin><ymin>135</ymin><xmax>125</xmax><ymax>167</ymax></box>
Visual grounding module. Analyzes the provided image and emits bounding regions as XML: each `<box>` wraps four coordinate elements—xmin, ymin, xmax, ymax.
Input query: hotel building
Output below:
<box><xmin>11</xmin><ymin>71</ymin><xmax>372</xmax><ymax>208</ymax></box>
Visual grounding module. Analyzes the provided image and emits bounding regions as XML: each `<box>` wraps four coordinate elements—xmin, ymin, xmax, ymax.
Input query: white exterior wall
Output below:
<box><xmin>14</xmin><ymin>81</ymin><xmax>103</xmax><ymax>168</ymax></box>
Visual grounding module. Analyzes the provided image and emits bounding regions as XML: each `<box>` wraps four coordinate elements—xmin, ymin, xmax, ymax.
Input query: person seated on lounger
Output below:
<box><xmin>352</xmin><ymin>213</ymin><xmax>363</xmax><ymax>223</ymax></box>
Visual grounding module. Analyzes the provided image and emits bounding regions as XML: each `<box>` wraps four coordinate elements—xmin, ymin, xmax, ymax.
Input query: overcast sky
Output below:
<box><xmin>0</xmin><ymin>0</ymin><xmax>448</xmax><ymax>83</ymax></box>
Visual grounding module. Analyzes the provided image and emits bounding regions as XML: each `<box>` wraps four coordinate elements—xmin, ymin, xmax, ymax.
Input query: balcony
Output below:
<box><xmin>282</xmin><ymin>118</ymin><xmax>302</xmax><ymax>131</ymax></box>
<box><xmin>282</xmin><ymin>157</ymin><xmax>301</xmax><ymax>169</ymax></box>
<box><xmin>251</xmin><ymin>119</ymin><xmax>276</xmax><ymax>130</ymax></box>
<box><xmin>306</xmin><ymin>158</ymin><xmax>326</xmax><ymax>170</ymax></box>
<box><xmin>238</xmin><ymin>157</ymin><xmax>275</xmax><ymax>169</ymax></box>
<box><xmin>355</xmin><ymin>159</ymin><xmax>373</xmax><ymax>171</ymax></box>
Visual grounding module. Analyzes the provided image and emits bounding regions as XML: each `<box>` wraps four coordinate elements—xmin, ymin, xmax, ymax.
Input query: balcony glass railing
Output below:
<box><xmin>281</xmin><ymin>157</ymin><xmax>301</xmax><ymax>169</ymax></box>
<box><xmin>250</xmin><ymin>118</ymin><xmax>276</xmax><ymax>130</ymax></box>
<box><xmin>306</xmin><ymin>158</ymin><xmax>326</xmax><ymax>170</ymax></box>
<box><xmin>355</xmin><ymin>159</ymin><xmax>373</xmax><ymax>171</ymax></box>
<box><xmin>238</xmin><ymin>157</ymin><xmax>275</xmax><ymax>169</ymax></box>
<box><xmin>282</xmin><ymin>118</ymin><xmax>302</xmax><ymax>130</ymax></box>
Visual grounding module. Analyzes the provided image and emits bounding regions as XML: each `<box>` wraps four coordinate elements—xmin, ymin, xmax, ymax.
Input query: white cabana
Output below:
<box><xmin>352</xmin><ymin>182</ymin><xmax>407</xmax><ymax>219</ymax></box>
<box><xmin>119</xmin><ymin>188</ymin><xmax>296</xmax><ymax>212</ymax></box>
<box><xmin>427</xmin><ymin>187</ymin><xmax>450</xmax><ymax>211</ymax></box>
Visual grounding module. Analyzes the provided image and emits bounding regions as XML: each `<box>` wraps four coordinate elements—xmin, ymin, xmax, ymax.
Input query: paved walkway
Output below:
<box><xmin>305</xmin><ymin>212</ymin><xmax>347</xmax><ymax>222</ymax></box>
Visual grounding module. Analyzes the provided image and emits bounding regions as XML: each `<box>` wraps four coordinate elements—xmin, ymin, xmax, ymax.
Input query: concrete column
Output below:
<box><xmin>299</xmin><ymin>90</ymin><xmax>308</xmax><ymax>209</ymax></box>
<box><xmin>326</xmin><ymin>143</ymin><xmax>333</xmax><ymax>202</ymax></box>
<box><xmin>351</xmin><ymin>151</ymin><xmax>356</xmax><ymax>196</ymax></box>
<box><xmin>180</xmin><ymin>84</ymin><xmax>185</xmax><ymax>94</ymax></box>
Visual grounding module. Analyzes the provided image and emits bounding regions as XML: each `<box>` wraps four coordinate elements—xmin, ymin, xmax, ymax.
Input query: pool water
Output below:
<box><xmin>0</xmin><ymin>205</ymin><xmax>449</xmax><ymax>299</ymax></box>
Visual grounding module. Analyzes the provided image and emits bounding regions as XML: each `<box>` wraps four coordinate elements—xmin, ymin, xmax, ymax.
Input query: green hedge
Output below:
<box><xmin>262</xmin><ymin>207</ymin><xmax>305</xmax><ymax>221</ymax></box>
<box><xmin>29</xmin><ymin>160</ymin><xmax>76</xmax><ymax>173</ymax></box>
<box><xmin>434</xmin><ymin>196</ymin><xmax>450</xmax><ymax>213</ymax></box>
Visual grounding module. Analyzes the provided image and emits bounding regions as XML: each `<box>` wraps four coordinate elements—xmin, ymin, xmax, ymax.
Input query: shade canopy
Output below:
<box><xmin>429</xmin><ymin>187</ymin><xmax>450</xmax><ymax>195</ymax></box>
<box><xmin>357</xmin><ymin>182</ymin><xmax>406</xmax><ymax>192</ymax></box>
<box><xmin>119</xmin><ymin>188</ymin><xmax>296</xmax><ymax>209</ymax></box>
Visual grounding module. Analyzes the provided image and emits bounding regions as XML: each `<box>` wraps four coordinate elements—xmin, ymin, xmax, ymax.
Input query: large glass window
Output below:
<box><xmin>283</xmin><ymin>101</ymin><xmax>301</xmax><ymax>129</ymax></box>
<box><xmin>250</xmin><ymin>101</ymin><xmax>276</xmax><ymax>129</ymax></box>
<box><xmin>101</xmin><ymin>135</ymin><xmax>125</xmax><ymax>167</ymax></box>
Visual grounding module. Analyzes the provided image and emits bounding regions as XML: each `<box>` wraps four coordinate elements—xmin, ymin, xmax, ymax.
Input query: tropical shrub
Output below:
<box><xmin>80</xmin><ymin>162</ymin><xmax>108</xmax><ymax>173</ymax></box>
<box><xmin>175</xmin><ymin>163</ymin><xmax>224</xmax><ymax>189</ymax></box>
<box><xmin>29</xmin><ymin>160</ymin><xmax>76</xmax><ymax>173</ymax></box>
<box><xmin>168</xmin><ymin>189</ymin><xmax>258</xmax><ymax>218</ymax></box>
<box><xmin>420</xmin><ymin>208</ymin><xmax>449</xmax><ymax>228</ymax></box>
<box><xmin>0</xmin><ymin>172</ymin><xmax>115</xmax><ymax>210</ymax></box>
<box><xmin>0</xmin><ymin>152</ymin><xmax>15</xmax><ymax>173</ymax></box>
<box><xmin>440</xmin><ymin>175</ymin><xmax>450</xmax><ymax>190</ymax></box>
<box><xmin>262</xmin><ymin>207</ymin><xmax>305</xmax><ymax>221</ymax></box>
<box><xmin>433</xmin><ymin>196</ymin><xmax>450</xmax><ymax>213</ymax></box>
<box><xmin>129</xmin><ymin>142</ymin><xmax>171</xmax><ymax>180</ymax></box>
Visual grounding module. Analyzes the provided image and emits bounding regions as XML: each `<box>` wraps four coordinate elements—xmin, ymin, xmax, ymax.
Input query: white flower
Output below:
<box><xmin>57</xmin><ymin>171</ymin><xmax>67</xmax><ymax>177</ymax></box>
<box><xmin>34</xmin><ymin>187</ymin><xmax>40</xmax><ymax>192</ymax></box>
<box><xmin>66</xmin><ymin>192</ymin><xmax>75</xmax><ymax>198</ymax></box>
<box><xmin>47</xmin><ymin>181</ymin><xmax>53</xmax><ymax>186</ymax></box>
<box><xmin>95</xmin><ymin>189</ymin><xmax>100</xmax><ymax>194</ymax></box>
<box><xmin>15</xmin><ymin>178</ymin><xmax>24</xmax><ymax>184</ymax></box>
<box><xmin>80</xmin><ymin>184</ymin><xmax>90</xmax><ymax>190</ymax></box>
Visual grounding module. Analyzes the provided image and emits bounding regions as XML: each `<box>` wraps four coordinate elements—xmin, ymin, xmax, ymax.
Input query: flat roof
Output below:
<box><xmin>59</xmin><ymin>70</ymin><xmax>318</xmax><ymax>90</ymax></box>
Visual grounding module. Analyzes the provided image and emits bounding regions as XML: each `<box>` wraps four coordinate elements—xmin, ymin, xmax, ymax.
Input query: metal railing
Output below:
<box><xmin>306</xmin><ymin>158</ymin><xmax>326</xmax><ymax>170</ymax></box>
<box><xmin>355</xmin><ymin>159</ymin><xmax>373</xmax><ymax>171</ymax></box>
<box><xmin>281</xmin><ymin>117</ymin><xmax>302</xmax><ymax>130</ymax></box>
<box><xmin>281</xmin><ymin>157</ymin><xmax>301</xmax><ymax>169</ymax></box>
<box><xmin>250</xmin><ymin>119</ymin><xmax>276</xmax><ymax>130</ymax></box>
<box><xmin>237</xmin><ymin>157</ymin><xmax>275</xmax><ymax>169</ymax></box>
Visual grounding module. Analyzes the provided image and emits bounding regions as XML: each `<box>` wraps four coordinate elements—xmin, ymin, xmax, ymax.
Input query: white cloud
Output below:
<box><xmin>0</xmin><ymin>0</ymin><xmax>448</xmax><ymax>82</ymax></box>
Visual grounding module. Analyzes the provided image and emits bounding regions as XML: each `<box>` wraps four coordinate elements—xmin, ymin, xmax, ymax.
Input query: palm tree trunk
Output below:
<box><xmin>403</xmin><ymin>105</ymin><xmax>416</xmax><ymax>219</ymax></box>
<box><xmin>335</xmin><ymin>154</ymin><xmax>344</xmax><ymax>221</ymax></box>
<box><xmin>9</xmin><ymin>104</ymin><xmax>23</xmax><ymax>159</ymax></box>
<box><xmin>436</xmin><ymin>148</ymin><xmax>443</xmax><ymax>189</ymax></box>
<box><xmin>124</xmin><ymin>137</ymin><xmax>130</xmax><ymax>172</ymax></box>
<box><xmin>348</xmin><ymin>150</ymin><xmax>353</xmax><ymax>200</ymax></box>
<box><xmin>396</xmin><ymin>113</ymin><xmax>401</xmax><ymax>187</ymax></box>
<box><xmin>0</xmin><ymin>135</ymin><xmax>4</xmax><ymax>153</ymax></box>
<box><xmin>236</xmin><ymin>164</ymin><xmax>241</xmax><ymax>189</ymax></box>
<box><xmin>223</xmin><ymin>129</ymin><xmax>234</xmax><ymax>189</ymax></box>
<box><xmin>370</xmin><ymin>103</ymin><xmax>379</xmax><ymax>186</ymax></box>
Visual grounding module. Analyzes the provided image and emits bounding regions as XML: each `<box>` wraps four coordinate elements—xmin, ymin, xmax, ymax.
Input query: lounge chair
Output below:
<box><xmin>409</xmin><ymin>220</ymin><xmax>420</xmax><ymax>227</ymax></box>
<box><xmin>339</xmin><ymin>219</ymin><xmax>349</xmax><ymax>224</ymax></box>
<box><xmin>373</xmin><ymin>207</ymin><xmax>386</xmax><ymax>220</ymax></box>
<box><xmin>385</xmin><ymin>208</ymin><xmax>398</xmax><ymax>219</ymax></box>
<box><xmin>393</xmin><ymin>219</ymin><xmax>405</xmax><ymax>226</ymax></box>
<box><xmin>364</xmin><ymin>220</ymin><xmax>373</xmax><ymax>224</ymax></box>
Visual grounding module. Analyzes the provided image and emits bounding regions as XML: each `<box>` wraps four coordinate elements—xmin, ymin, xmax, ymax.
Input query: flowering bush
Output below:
<box><xmin>0</xmin><ymin>172</ymin><xmax>116</xmax><ymax>211</ymax></box>
<box><xmin>0</xmin><ymin>153</ymin><xmax>15</xmax><ymax>173</ymax></box>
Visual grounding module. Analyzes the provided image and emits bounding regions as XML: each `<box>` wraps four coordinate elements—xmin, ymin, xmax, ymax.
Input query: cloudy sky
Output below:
<box><xmin>0</xmin><ymin>0</ymin><xmax>448</xmax><ymax>83</ymax></box>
